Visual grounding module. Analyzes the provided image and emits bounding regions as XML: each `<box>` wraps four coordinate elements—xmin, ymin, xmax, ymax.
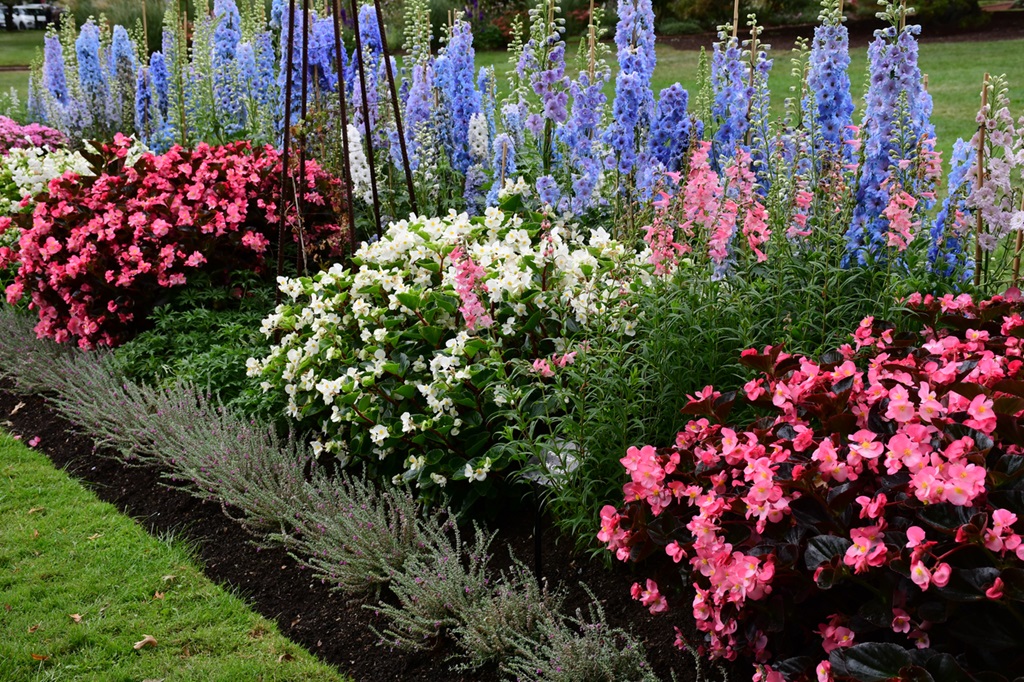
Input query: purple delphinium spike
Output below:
<box><xmin>710</xmin><ymin>30</ymin><xmax>751</xmax><ymax>166</ymax></box>
<box><xmin>42</xmin><ymin>33</ymin><xmax>69</xmax><ymax>105</ymax></box>
<box><xmin>486</xmin><ymin>133</ymin><xmax>516</xmax><ymax>205</ymax></box>
<box><xmin>845</xmin><ymin>24</ymin><xmax>933</xmax><ymax>264</ymax></box>
<box><xmin>434</xmin><ymin>18</ymin><xmax>480</xmax><ymax>175</ymax></box>
<box><xmin>806</xmin><ymin>1</ymin><xmax>854</xmax><ymax>160</ymax></box>
<box><xmin>560</xmin><ymin>69</ymin><xmax>608</xmax><ymax>211</ymax></box>
<box><xmin>648</xmin><ymin>83</ymin><xmax>696</xmax><ymax>172</ymax></box>
<box><xmin>213</xmin><ymin>0</ymin><xmax>246</xmax><ymax>136</ymax></box>
<box><xmin>76</xmin><ymin>20</ymin><xmax>110</xmax><ymax>134</ymax></box>
<box><xmin>605</xmin><ymin>0</ymin><xmax>656</xmax><ymax>176</ymax></box>
<box><xmin>929</xmin><ymin>138</ymin><xmax>975</xmax><ymax>280</ymax></box>
<box><xmin>404</xmin><ymin>63</ymin><xmax>433</xmax><ymax>171</ymax></box>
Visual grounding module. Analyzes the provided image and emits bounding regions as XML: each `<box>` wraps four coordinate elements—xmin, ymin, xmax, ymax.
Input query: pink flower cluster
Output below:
<box><xmin>600</xmin><ymin>292</ymin><xmax>1024</xmax><ymax>680</ymax></box>
<box><xmin>2</xmin><ymin>135</ymin><xmax>345</xmax><ymax>347</ymax></box>
<box><xmin>450</xmin><ymin>246</ymin><xmax>493</xmax><ymax>331</ymax></box>
<box><xmin>644</xmin><ymin>142</ymin><xmax>771</xmax><ymax>273</ymax></box>
<box><xmin>530</xmin><ymin>351</ymin><xmax>576</xmax><ymax>377</ymax></box>
<box><xmin>0</xmin><ymin>115</ymin><xmax>65</xmax><ymax>153</ymax></box>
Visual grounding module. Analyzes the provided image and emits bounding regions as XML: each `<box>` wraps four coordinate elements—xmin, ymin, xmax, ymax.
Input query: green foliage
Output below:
<box><xmin>113</xmin><ymin>271</ymin><xmax>280</xmax><ymax>420</ymax></box>
<box><xmin>518</xmin><ymin>225</ymin><xmax>983</xmax><ymax>557</ymax></box>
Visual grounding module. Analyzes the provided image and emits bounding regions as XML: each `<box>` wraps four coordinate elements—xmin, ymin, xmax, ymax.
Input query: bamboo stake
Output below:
<box><xmin>922</xmin><ymin>73</ymin><xmax>928</xmax><ymax>91</ymax></box>
<box><xmin>141</xmin><ymin>0</ymin><xmax>148</xmax><ymax>53</ymax></box>
<box><xmin>975</xmin><ymin>72</ymin><xmax>989</xmax><ymax>287</ymax></box>
<box><xmin>373</xmin><ymin>0</ymin><xmax>417</xmax><ymax>214</ymax></box>
<box><xmin>1013</xmin><ymin>194</ymin><xmax>1024</xmax><ymax>286</ymax></box>
<box><xmin>839</xmin><ymin>0</ymin><xmax>844</xmax><ymax>15</ymax></box>
<box><xmin>350</xmin><ymin>0</ymin><xmax>382</xmax><ymax>238</ymax></box>
<box><xmin>330</xmin><ymin>0</ymin><xmax>357</xmax><ymax>256</ymax></box>
<box><xmin>733</xmin><ymin>0</ymin><xmax>740</xmax><ymax>38</ymax></box>
<box><xmin>275</xmin><ymin>0</ymin><xmax>298</xmax><ymax>304</ymax></box>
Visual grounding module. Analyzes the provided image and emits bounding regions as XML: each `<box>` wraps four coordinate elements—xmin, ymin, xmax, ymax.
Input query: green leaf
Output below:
<box><xmin>419</xmin><ymin>326</ymin><xmax>443</xmax><ymax>347</ymax></box>
<box><xmin>829</xmin><ymin>643</ymin><xmax>912</xmax><ymax>682</ymax></box>
<box><xmin>396</xmin><ymin>292</ymin><xmax>421</xmax><ymax>310</ymax></box>
<box><xmin>923</xmin><ymin>653</ymin><xmax>973</xmax><ymax>682</ymax></box>
<box><xmin>463</xmin><ymin>339</ymin><xmax>488</xmax><ymax>359</ymax></box>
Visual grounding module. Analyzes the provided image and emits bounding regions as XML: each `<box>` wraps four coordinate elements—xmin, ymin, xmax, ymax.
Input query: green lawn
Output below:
<box><xmin>0</xmin><ymin>431</ymin><xmax>350</xmax><ymax>681</ymax></box>
<box><xmin>0</xmin><ymin>30</ymin><xmax>43</xmax><ymax>67</ymax></box>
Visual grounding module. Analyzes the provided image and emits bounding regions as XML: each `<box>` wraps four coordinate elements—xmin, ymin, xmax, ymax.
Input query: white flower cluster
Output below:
<box><xmin>249</xmin><ymin>208</ymin><xmax>647</xmax><ymax>485</ymax></box>
<box><xmin>346</xmin><ymin>124</ymin><xmax>374</xmax><ymax>205</ymax></box>
<box><xmin>0</xmin><ymin>145</ymin><xmax>92</xmax><ymax>216</ymax></box>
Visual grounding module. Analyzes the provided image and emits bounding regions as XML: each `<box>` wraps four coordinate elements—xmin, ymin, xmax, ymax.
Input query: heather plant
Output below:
<box><xmin>501</xmin><ymin>596</ymin><xmax>661</xmax><ymax>682</ymax></box>
<box><xmin>372</xmin><ymin>521</ymin><xmax>495</xmax><ymax>650</ymax></box>
<box><xmin>599</xmin><ymin>292</ymin><xmax>1024</xmax><ymax>680</ymax></box>
<box><xmin>1</xmin><ymin>135</ymin><xmax>346</xmax><ymax>348</ymax></box>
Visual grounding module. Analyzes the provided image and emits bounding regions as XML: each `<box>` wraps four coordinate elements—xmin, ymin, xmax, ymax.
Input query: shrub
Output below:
<box><xmin>1</xmin><ymin>134</ymin><xmax>347</xmax><ymax>348</ymax></box>
<box><xmin>600</xmin><ymin>291</ymin><xmax>1024</xmax><ymax>680</ymax></box>
<box><xmin>0</xmin><ymin>115</ymin><xmax>65</xmax><ymax>154</ymax></box>
<box><xmin>250</xmin><ymin>203</ymin><xmax>644</xmax><ymax>506</ymax></box>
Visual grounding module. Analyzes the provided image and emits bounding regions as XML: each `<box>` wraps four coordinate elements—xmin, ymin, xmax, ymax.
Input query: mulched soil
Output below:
<box><xmin>659</xmin><ymin>10</ymin><xmax>1024</xmax><ymax>52</ymax></box>
<box><xmin>0</xmin><ymin>383</ymin><xmax>737</xmax><ymax>682</ymax></box>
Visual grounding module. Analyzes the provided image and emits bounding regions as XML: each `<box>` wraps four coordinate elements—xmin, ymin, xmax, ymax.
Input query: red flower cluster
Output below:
<box><xmin>600</xmin><ymin>291</ymin><xmax>1024</xmax><ymax>681</ymax></box>
<box><xmin>1</xmin><ymin>134</ymin><xmax>346</xmax><ymax>347</ymax></box>
<box><xmin>0</xmin><ymin>115</ymin><xmax>66</xmax><ymax>153</ymax></box>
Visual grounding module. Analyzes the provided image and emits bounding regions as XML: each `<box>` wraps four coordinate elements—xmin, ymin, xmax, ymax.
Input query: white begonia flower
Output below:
<box><xmin>464</xmin><ymin>457</ymin><xmax>493</xmax><ymax>482</ymax></box>
<box><xmin>430</xmin><ymin>473</ymin><xmax>447</xmax><ymax>487</ymax></box>
<box><xmin>369</xmin><ymin>424</ymin><xmax>390</xmax><ymax>445</ymax></box>
<box><xmin>400</xmin><ymin>412</ymin><xmax>417</xmax><ymax>433</ymax></box>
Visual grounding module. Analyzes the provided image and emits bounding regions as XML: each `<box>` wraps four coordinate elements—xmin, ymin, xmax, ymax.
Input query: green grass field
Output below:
<box><xmin>0</xmin><ymin>30</ymin><xmax>43</xmax><ymax>67</ymax></box>
<box><xmin>0</xmin><ymin>431</ymin><xmax>350</xmax><ymax>681</ymax></box>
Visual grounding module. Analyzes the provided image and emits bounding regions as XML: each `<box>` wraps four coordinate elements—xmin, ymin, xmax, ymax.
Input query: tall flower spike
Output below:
<box><xmin>649</xmin><ymin>83</ymin><xmax>697</xmax><ymax>173</ymax></box>
<box><xmin>434</xmin><ymin>17</ymin><xmax>481</xmax><ymax>175</ymax></box>
<box><xmin>845</xmin><ymin>12</ymin><xmax>932</xmax><ymax>264</ymax></box>
<box><xmin>213</xmin><ymin>0</ymin><xmax>246</xmax><ymax>136</ymax></box>
<box><xmin>42</xmin><ymin>33</ymin><xmax>69</xmax><ymax>105</ymax></box>
<box><xmin>109</xmin><ymin>25</ymin><xmax>137</xmax><ymax>132</ymax></box>
<box><xmin>76</xmin><ymin>21</ymin><xmax>110</xmax><ymax>135</ymax></box>
<box><xmin>710</xmin><ymin>28</ymin><xmax>751</xmax><ymax>167</ymax></box>
<box><xmin>605</xmin><ymin>0</ymin><xmax>656</xmax><ymax>176</ymax></box>
<box><xmin>806</xmin><ymin>0</ymin><xmax>855</xmax><ymax>160</ymax></box>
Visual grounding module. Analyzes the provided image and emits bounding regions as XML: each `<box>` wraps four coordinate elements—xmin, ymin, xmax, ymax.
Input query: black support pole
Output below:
<box><xmin>372</xmin><ymin>0</ymin><xmax>417</xmax><ymax>214</ymax></box>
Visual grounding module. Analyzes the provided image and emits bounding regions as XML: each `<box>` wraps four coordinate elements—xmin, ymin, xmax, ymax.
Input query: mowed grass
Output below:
<box><xmin>0</xmin><ymin>431</ymin><xmax>350</xmax><ymax>682</ymax></box>
<box><xmin>0</xmin><ymin>29</ymin><xmax>43</xmax><ymax>67</ymax></box>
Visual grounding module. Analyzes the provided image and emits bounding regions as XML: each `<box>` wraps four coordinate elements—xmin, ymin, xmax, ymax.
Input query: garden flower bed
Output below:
<box><xmin>3</xmin><ymin>0</ymin><xmax>1024</xmax><ymax>679</ymax></box>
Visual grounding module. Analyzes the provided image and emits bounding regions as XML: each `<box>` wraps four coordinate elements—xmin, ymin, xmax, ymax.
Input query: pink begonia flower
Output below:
<box><xmin>666</xmin><ymin>541</ymin><xmax>686</xmax><ymax>563</ymax></box>
<box><xmin>849</xmin><ymin>430</ymin><xmax>884</xmax><ymax>460</ymax></box>
<box><xmin>816</xmin><ymin>661</ymin><xmax>833</xmax><ymax>682</ymax></box>
<box><xmin>986</xmin><ymin>577</ymin><xmax>1004</xmax><ymax>600</ymax></box>
<box><xmin>631</xmin><ymin>579</ymin><xmax>668</xmax><ymax>614</ymax></box>
<box><xmin>906</xmin><ymin>526</ymin><xmax>926</xmax><ymax>548</ymax></box>
<box><xmin>27</xmin><ymin>436</ymin><xmax>40</xmax><ymax>447</ymax></box>
<box><xmin>932</xmin><ymin>563</ymin><xmax>951</xmax><ymax>587</ymax></box>
<box><xmin>855</xmin><ymin>493</ymin><xmax>887</xmax><ymax>519</ymax></box>
<box><xmin>892</xmin><ymin>608</ymin><xmax>912</xmax><ymax>634</ymax></box>
<box><xmin>910</xmin><ymin>561</ymin><xmax>932</xmax><ymax>590</ymax></box>
<box><xmin>817</xmin><ymin>615</ymin><xmax>855</xmax><ymax>653</ymax></box>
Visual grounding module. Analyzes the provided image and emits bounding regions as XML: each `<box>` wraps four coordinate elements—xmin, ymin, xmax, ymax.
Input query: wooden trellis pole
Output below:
<box><xmin>297</xmin><ymin>0</ymin><xmax>310</xmax><ymax>274</ymax></box>
<box><xmin>732</xmin><ymin>0</ymin><xmax>740</xmax><ymax>38</ymax></box>
<box><xmin>1013</xmin><ymin>194</ymin><xmax>1024</xmax><ymax>286</ymax></box>
<box><xmin>372</xmin><ymin>0</ymin><xmax>417</xmax><ymax>214</ymax></box>
<box><xmin>331</xmin><ymin>0</ymin><xmax>357</xmax><ymax>256</ymax></box>
<box><xmin>350</xmin><ymin>0</ymin><xmax>382</xmax><ymax>238</ymax></box>
<box><xmin>275</xmin><ymin>0</ymin><xmax>298</xmax><ymax>304</ymax></box>
<box><xmin>975</xmin><ymin>72</ymin><xmax>989</xmax><ymax>287</ymax></box>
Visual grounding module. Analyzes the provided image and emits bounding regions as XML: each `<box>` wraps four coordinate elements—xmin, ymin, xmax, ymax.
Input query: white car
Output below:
<box><xmin>12</xmin><ymin>5</ymin><xmax>49</xmax><ymax>30</ymax></box>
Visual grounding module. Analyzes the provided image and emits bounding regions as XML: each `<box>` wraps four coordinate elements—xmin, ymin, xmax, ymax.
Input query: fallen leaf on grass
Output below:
<box><xmin>4</xmin><ymin>603</ymin><xmax>11</xmax><ymax>612</ymax></box>
<box><xmin>32</xmin><ymin>529</ymin><xmax>39</xmax><ymax>539</ymax></box>
<box><xmin>133</xmin><ymin>635</ymin><xmax>158</xmax><ymax>650</ymax></box>
<box><xmin>11</xmin><ymin>401</ymin><xmax>25</xmax><ymax>414</ymax></box>
<box><xmin>27</xmin><ymin>624</ymin><xmax>39</xmax><ymax>633</ymax></box>
<box><xmin>27</xmin><ymin>507</ymin><xmax>44</xmax><ymax>514</ymax></box>
<box><xmin>87</xmin><ymin>533</ymin><xmax>102</xmax><ymax>541</ymax></box>
<box><xmin>27</xmin><ymin>436</ymin><xmax>40</xmax><ymax>447</ymax></box>
<box><xmin>277</xmin><ymin>652</ymin><xmax>295</xmax><ymax>663</ymax></box>
<box><xmin>161</xmin><ymin>575</ymin><xmax>176</xmax><ymax>583</ymax></box>
<box><xmin>30</xmin><ymin>653</ymin><xmax>48</xmax><ymax>661</ymax></box>
<box><xmin>153</xmin><ymin>591</ymin><xmax>164</xmax><ymax>600</ymax></box>
<box><xmin>69</xmin><ymin>614</ymin><xmax>82</xmax><ymax>623</ymax></box>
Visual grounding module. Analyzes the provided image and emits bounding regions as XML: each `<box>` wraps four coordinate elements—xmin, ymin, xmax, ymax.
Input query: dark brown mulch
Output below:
<box><xmin>0</xmin><ymin>384</ymin><xmax>733</xmax><ymax>682</ymax></box>
<box><xmin>659</xmin><ymin>11</ymin><xmax>1024</xmax><ymax>52</ymax></box>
